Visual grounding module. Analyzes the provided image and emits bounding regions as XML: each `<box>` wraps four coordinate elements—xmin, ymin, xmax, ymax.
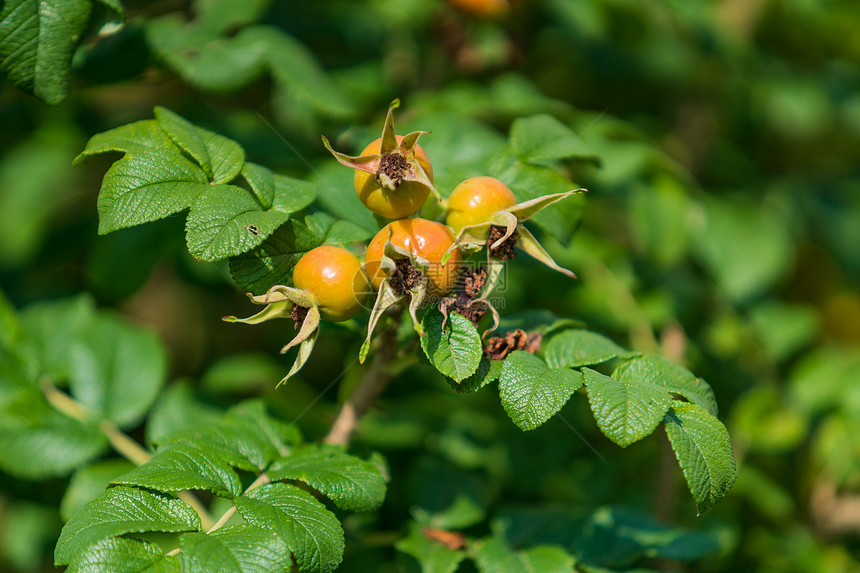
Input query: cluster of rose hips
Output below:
<box><xmin>228</xmin><ymin>100</ymin><xmax>581</xmax><ymax>384</ymax></box>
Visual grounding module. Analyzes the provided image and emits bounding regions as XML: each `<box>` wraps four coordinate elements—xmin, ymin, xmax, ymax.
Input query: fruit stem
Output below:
<box><xmin>324</xmin><ymin>317</ymin><xmax>401</xmax><ymax>446</ymax></box>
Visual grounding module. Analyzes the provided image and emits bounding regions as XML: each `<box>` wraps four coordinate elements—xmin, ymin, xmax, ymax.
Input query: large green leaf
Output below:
<box><xmin>65</xmin><ymin>536</ymin><xmax>164</xmax><ymax>573</ymax></box>
<box><xmin>544</xmin><ymin>329</ymin><xmax>636</xmax><ymax>369</ymax></box>
<box><xmin>267</xmin><ymin>444</ymin><xmax>386</xmax><ymax>512</ymax></box>
<box><xmin>498</xmin><ymin>351</ymin><xmax>583</xmax><ymax>431</ymax></box>
<box><xmin>111</xmin><ymin>443</ymin><xmax>242</xmax><ymax>498</ymax></box>
<box><xmin>229</xmin><ymin>219</ymin><xmax>324</xmax><ymax>294</ymax></box>
<box><xmin>154</xmin><ymin>106</ymin><xmax>245</xmax><ymax>184</ymax></box>
<box><xmin>471</xmin><ymin>536</ymin><xmax>576</xmax><ymax>573</ymax></box>
<box><xmin>76</xmin><ymin>120</ymin><xmax>211</xmax><ymax>234</ymax></box>
<box><xmin>613</xmin><ymin>355</ymin><xmax>718</xmax><ymax>416</ymax></box>
<box><xmin>235</xmin><ymin>482</ymin><xmax>345</xmax><ymax>573</ymax></box>
<box><xmin>421</xmin><ymin>309</ymin><xmax>482</xmax><ymax>383</ymax></box>
<box><xmin>447</xmin><ymin>357</ymin><xmax>503</xmax><ymax>394</ymax></box>
<box><xmin>61</xmin><ymin>459</ymin><xmax>136</xmax><ymax>522</ymax></box>
<box><xmin>185</xmin><ymin>184</ymin><xmax>289</xmax><ymax>262</ymax></box>
<box><xmin>55</xmin><ymin>486</ymin><xmax>201</xmax><ymax>565</ymax></box>
<box><xmin>177</xmin><ymin>526</ymin><xmax>292</xmax><ymax>573</ymax></box>
<box><xmin>581</xmin><ymin>367</ymin><xmax>673</xmax><ymax>448</ymax></box>
<box><xmin>67</xmin><ymin>313</ymin><xmax>168</xmax><ymax>429</ymax></box>
<box><xmin>0</xmin><ymin>407</ymin><xmax>108</xmax><ymax>480</ymax></box>
<box><xmin>156</xmin><ymin>400</ymin><xmax>297</xmax><ymax>472</ymax></box>
<box><xmin>0</xmin><ymin>0</ymin><xmax>92</xmax><ymax>104</ymax></box>
<box><xmin>664</xmin><ymin>403</ymin><xmax>737</xmax><ymax>515</ymax></box>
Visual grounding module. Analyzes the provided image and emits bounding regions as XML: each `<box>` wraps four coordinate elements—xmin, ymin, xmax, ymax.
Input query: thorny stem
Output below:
<box><xmin>325</xmin><ymin>319</ymin><xmax>401</xmax><ymax>446</ymax></box>
<box><xmin>40</xmin><ymin>380</ymin><xmax>215</xmax><ymax>530</ymax></box>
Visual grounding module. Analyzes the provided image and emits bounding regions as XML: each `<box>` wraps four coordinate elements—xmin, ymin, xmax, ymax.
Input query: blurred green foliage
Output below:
<box><xmin>2</xmin><ymin>0</ymin><xmax>860</xmax><ymax>571</ymax></box>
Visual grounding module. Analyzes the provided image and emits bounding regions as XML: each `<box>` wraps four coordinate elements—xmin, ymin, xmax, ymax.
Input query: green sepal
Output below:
<box><xmin>517</xmin><ymin>226</ymin><xmax>576</xmax><ymax>278</ymax></box>
<box><xmin>359</xmin><ymin>280</ymin><xmax>402</xmax><ymax>364</ymax></box>
<box><xmin>280</xmin><ymin>305</ymin><xmax>320</xmax><ymax>354</ymax></box>
<box><xmin>277</xmin><ymin>327</ymin><xmax>319</xmax><ymax>388</ymax></box>
<box><xmin>506</xmin><ymin>188</ymin><xmax>587</xmax><ymax>221</ymax></box>
<box><xmin>481</xmin><ymin>258</ymin><xmax>506</xmax><ymax>298</ymax></box>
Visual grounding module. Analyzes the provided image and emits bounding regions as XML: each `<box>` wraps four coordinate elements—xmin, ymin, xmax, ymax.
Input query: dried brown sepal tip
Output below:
<box><xmin>488</xmin><ymin>224</ymin><xmax>518</xmax><ymax>260</ymax></box>
<box><xmin>389</xmin><ymin>258</ymin><xmax>424</xmax><ymax>297</ymax></box>
<box><xmin>462</xmin><ymin>265</ymin><xmax>488</xmax><ymax>298</ymax></box>
<box><xmin>439</xmin><ymin>265</ymin><xmax>491</xmax><ymax>327</ymax></box>
<box><xmin>291</xmin><ymin>305</ymin><xmax>309</xmax><ymax>331</ymax></box>
<box><xmin>484</xmin><ymin>329</ymin><xmax>541</xmax><ymax>360</ymax></box>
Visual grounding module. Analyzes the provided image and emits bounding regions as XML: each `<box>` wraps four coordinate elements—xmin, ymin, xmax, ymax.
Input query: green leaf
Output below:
<box><xmin>157</xmin><ymin>400</ymin><xmax>297</xmax><ymax>473</ymax></box>
<box><xmin>664</xmin><ymin>403</ymin><xmax>737</xmax><ymax>515</ymax></box>
<box><xmin>395</xmin><ymin>522</ymin><xmax>467</xmax><ymax>573</ymax></box>
<box><xmin>510</xmin><ymin>114</ymin><xmax>599</xmax><ymax>167</ymax></box>
<box><xmin>581</xmin><ymin>367</ymin><xmax>673</xmax><ymax>448</ymax></box>
<box><xmin>77</xmin><ymin>120</ymin><xmax>211</xmax><ymax>234</ymax></box>
<box><xmin>144</xmin><ymin>382</ymin><xmax>224</xmax><ymax>446</ymax></box>
<box><xmin>0</xmin><ymin>120</ymin><xmax>82</xmax><ymax>266</ymax></box>
<box><xmin>65</xmin><ymin>536</ymin><xmax>164</xmax><ymax>573</ymax></box>
<box><xmin>544</xmin><ymin>329</ymin><xmax>636</xmax><ymax>369</ymax></box>
<box><xmin>308</xmin><ymin>161</ymin><xmax>378</xmax><ymax>236</ymax></box>
<box><xmin>691</xmin><ymin>196</ymin><xmax>793</xmax><ymax>303</ymax></box>
<box><xmin>0</xmin><ymin>290</ymin><xmax>18</xmax><ymax>349</ymax></box>
<box><xmin>498</xmin><ymin>351</ymin><xmax>583</xmax><ymax>431</ymax></box>
<box><xmin>304</xmin><ymin>211</ymin><xmax>372</xmax><ymax>246</ymax></box>
<box><xmin>447</xmin><ymin>358</ymin><xmax>502</xmax><ymax>394</ymax></box>
<box><xmin>235</xmin><ymin>482</ymin><xmax>345</xmax><ymax>573</ymax></box>
<box><xmin>146</xmin><ymin>17</ymin><xmax>267</xmax><ymax>92</ymax></box>
<box><xmin>472</xmin><ymin>537</ymin><xmax>576</xmax><ymax>573</ymax></box>
<box><xmin>629</xmin><ymin>177</ymin><xmax>690</xmax><ymax>266</ymax></box>
<box><xmin>242</xmin><ymin>162</ymin><xmax>276</xmax><ymax>208</ymax></box>
<box><xmin>0</xmin><ymin>0</ymin><xmax>92</xmax><ymax>104</ymax></box>
<box><xmin>67</xmin><ymin>313</ymin><xmax>168</xmax><ymax>429</ymax></box>
<box><xmin>61</xmin><ymin>459</ymin><xmax>136</xmax><ymax>522</ymax></box>
<box><xmin>20</xmin><ymin>294</ymin><xmax>95</xmax><ymax>379</ymax></box>
<box><xmin>229</xmin><ymin>219</ymin><xmax>324</xmax><ymax>294</ymax></box>
<box><xmin>272</xmin><ymin>175</ymin><xmax>316</xmax><ymax>215</ymax></box>
<box><xmin>177</xmin><ymin>526</ymin><xmax>292</xmax><ymax>573</ymax></box>
<box><xmin>421</xmin><ymin>309</ymin><xmax>482</xmax><ymax>383</ymax></box>
<box><xmin>0</xmin><ymin>352</ymin><xmax>108</xmax><ymax>479</ymax></box>
<box><xmin>55</xmin><ymin>486</ymin><xmax>201</xmax><ymax>565</ymax></box>
<box><xmin>613</xmin><ymin>355</ymin><xmax>718</xmax><ymax>416</ymax></box>
<box><xmin>111</xmin><ymin>443</ymin><xmax>242</xmax><ymax>497</ymax></box>
<box><xmin>267</xmin><ymin>445</ymin><xmax>386</xmax><ymax>512</ymax></box>
<box><xmin>185</xmin><ymin>184</ymin><xmax>288</xmax><ymax>262</ymax></box>
<box><xmin>194</xmin><ymin>0</ymin><xmax>272</xmax><ymax>34</ymax></box>
<box><xmin>154</xmin><ymin>106</ymin><xmax>245</xmax><ymax>183</ymax></box>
